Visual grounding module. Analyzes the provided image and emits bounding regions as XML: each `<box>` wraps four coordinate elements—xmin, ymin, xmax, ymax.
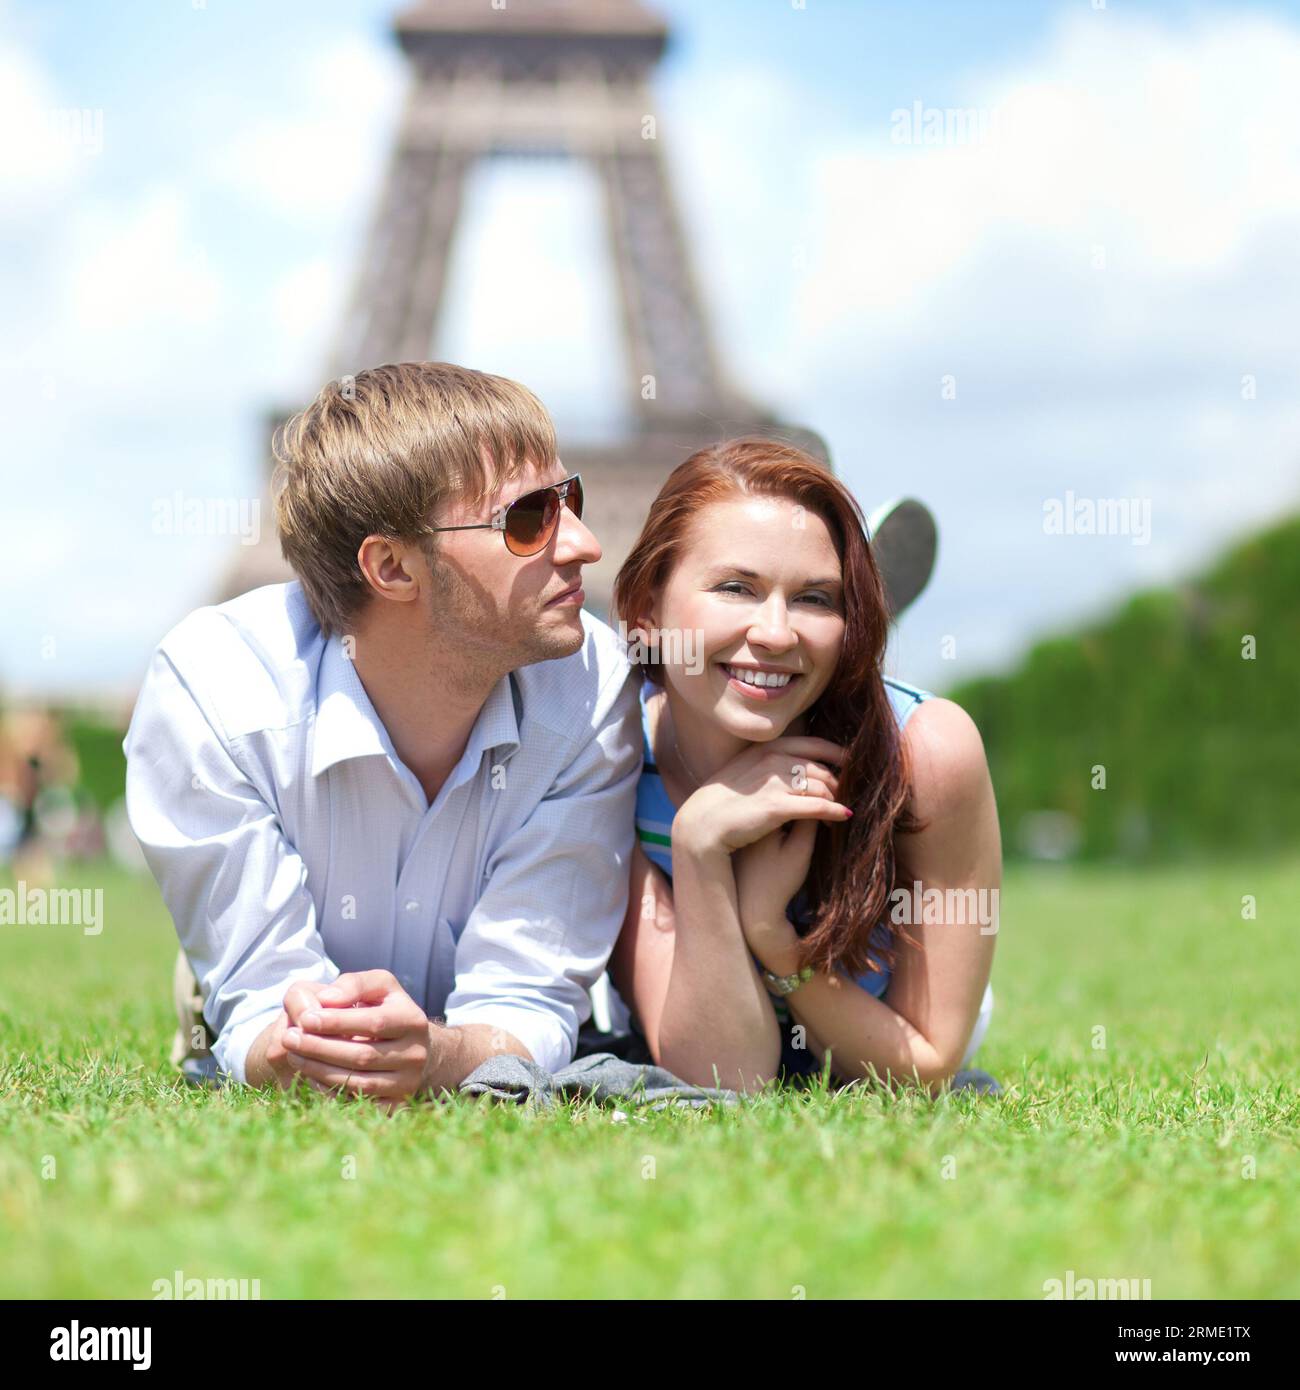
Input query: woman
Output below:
<box><xmin>606</xmin><ymin>437</ymin><xmax>999</xmax><ymax>1095</ymax></box>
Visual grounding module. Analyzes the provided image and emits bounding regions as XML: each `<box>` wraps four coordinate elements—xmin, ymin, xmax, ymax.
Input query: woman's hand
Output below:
<box><xmin>671</xmin><ymin>735</ymin><xmax>850</xmax><ymax>860</ymax></box>
<box><xmin>733</xmin><ymin>820</ymin><xmax>815</xmax><ymax>965</ymax></box>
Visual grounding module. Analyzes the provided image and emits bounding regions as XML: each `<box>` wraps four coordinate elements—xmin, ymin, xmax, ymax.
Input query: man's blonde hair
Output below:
<box><xmin>272</xmin><ymin>361</ymin><xmax>557</xmax><ymax>636</ymax></box>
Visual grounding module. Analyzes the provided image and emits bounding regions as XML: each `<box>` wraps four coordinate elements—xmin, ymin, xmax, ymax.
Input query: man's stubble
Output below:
<box><xmin>422</xmin><ymin>544</ymin><xmax>583</xmax><ymax>691</ymax></box>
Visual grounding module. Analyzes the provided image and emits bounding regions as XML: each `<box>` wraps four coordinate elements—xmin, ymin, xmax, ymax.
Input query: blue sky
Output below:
<box><xmin>4</xmin><ymin>0</ymin><xmax>1300</xmax><ymax>704</ymax></box>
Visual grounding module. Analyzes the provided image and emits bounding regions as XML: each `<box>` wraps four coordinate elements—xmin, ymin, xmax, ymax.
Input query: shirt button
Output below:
<box><xmin>404</xmin><ymin>899</ymin><xmax>420</xmax><ymax>913</ymax></box>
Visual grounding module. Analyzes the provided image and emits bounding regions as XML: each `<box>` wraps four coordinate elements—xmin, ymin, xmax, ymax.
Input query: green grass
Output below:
<box><xmin>1</xmin><ymin>856</ymin><xmax>1297</xmax><ymax>1299</ymax></box>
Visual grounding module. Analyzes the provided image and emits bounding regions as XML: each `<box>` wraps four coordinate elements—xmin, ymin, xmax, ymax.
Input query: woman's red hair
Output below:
<box><xmin>613</xmin><ymin>436</ymin><xmax>926</xmax><ymax>980</ymax></box>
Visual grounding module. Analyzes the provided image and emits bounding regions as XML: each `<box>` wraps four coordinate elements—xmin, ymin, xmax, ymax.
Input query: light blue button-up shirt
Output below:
<box><xmin>123</xmin><ymin>581</ymin><xmax>642</xmax><ymax>1084</ymax></box>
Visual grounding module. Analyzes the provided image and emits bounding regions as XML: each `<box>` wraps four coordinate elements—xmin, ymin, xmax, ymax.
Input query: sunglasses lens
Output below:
<box><xmin>505</xmin><ymin>487</ymin><xmax>558</xmax><ymax>556</ymax></box>
<box><xmin>502</xmin><ymin>477</ymin><xmax>582</xmax><ymax>556</ymax></box>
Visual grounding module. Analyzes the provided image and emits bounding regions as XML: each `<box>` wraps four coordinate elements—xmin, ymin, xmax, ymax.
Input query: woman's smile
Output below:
<box><xmin>718</xmin><ymin>660</ymin><xmax>805</xmax><ymax>700</ymax></box>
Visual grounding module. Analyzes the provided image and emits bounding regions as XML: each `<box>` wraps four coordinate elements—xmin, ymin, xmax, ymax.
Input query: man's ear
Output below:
<box><xmin>357</xmin><ymin>535</ymin><xmax>421</xmax><ymax>605</ymax></box>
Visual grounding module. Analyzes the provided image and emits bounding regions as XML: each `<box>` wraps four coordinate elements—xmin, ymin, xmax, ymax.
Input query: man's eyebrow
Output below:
<box><xmin>702</xmin><ymin>564</ymin><xmax>842</xmax><ymax>587</ymax></box>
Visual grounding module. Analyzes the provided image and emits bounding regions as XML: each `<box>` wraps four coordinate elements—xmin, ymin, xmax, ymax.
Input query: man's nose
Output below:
<box><xmin>554</xmin><ymin>504</ymin><xmax>602</xmax><ymax>566</ymax></box>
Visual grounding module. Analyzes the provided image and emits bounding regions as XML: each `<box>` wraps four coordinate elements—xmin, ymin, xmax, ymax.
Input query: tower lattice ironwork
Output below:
<box><xmin>220</xmin><ymin>0</ymin><xmax>818</xmax><ymax>618</ymax></box>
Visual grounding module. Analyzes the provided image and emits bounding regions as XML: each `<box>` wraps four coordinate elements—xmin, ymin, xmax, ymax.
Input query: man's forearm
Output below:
<box><xmin>420</xmin><ymin>1022</ymin><xmax>533</xmax><ymax>1097</ymax></box>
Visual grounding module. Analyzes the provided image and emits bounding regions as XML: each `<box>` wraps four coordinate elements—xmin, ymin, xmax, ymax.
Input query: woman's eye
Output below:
<box><xmin>714</xmin><ymin>583</ymin><xmax>835</xmax><ymax>606</ymax></box>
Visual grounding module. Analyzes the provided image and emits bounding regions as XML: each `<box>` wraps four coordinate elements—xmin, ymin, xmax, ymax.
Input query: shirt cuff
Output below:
<box><xmin>441</xmin><ymin>1002</ymin><xmax>573</xmax><ymax>1076</ymax></box>
<box><xmin>211</xmin><ymin>1004</ymin><xmax>284</xmax><ymax>1087</ymax></box>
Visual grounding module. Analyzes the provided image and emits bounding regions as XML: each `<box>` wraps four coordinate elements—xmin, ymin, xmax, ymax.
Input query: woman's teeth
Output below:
<box><xmin>723</xmin><ymin>664</ymin><xmax>794</xmax><ymax>689</ymax></box>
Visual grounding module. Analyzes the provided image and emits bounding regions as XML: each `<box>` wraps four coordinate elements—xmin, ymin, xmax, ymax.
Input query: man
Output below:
<box><xmin>125</xmin><ymin>362</ymin><xmax>642</xmax><ymax>1107</ymax></box>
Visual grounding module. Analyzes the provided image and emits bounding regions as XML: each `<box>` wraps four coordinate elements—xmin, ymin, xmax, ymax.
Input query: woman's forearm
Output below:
<box><xmin>658</xmin><ymin>832</ymin><xmax>782</xmax><ymax>1092</ymax></box>
<box><xmin>751</xmin><ymin>930</ymin><xmax>953</xmax><ymax>1093</ymax></box>
<box><xmin>798</xmin><ymin>980</ymin><xmax>952</xmax><ymax>1093</ymax></box>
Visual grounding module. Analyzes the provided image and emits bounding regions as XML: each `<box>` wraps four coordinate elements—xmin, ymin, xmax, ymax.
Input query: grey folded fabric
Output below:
<box><xmin>950</xmin><ymin>1068</ymin><xmax>1003</xmax><ymax>1096</ymax></box>
<box><xmin>458</xmin><ymin>1050</ymin><xmax>738</xmax><ymax>1111</ymax></box>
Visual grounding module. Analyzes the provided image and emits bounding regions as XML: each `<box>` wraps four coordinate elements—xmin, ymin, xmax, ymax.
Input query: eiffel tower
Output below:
<box><xmin>220</xmin><ymin>0</ymin><xmax>819</xmax><ymax>619</ymax></box>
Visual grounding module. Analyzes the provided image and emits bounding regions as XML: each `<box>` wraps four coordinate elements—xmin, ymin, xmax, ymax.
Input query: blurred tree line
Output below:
<box><xmin>64</xmin><ymin>716</ymin><xmax>127</xmax><ymax>811</ymax></box>
<box><xmin>946</xmin><ymin>513</ymin><xmax>1300</xmax><ymax>862</ymax></box>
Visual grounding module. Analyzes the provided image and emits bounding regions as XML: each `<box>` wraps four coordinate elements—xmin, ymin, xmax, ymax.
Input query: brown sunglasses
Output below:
<box><xmin>426</xmin><ymin>473</ymin><xmax>584</xmax><ymax>557</ymax></box>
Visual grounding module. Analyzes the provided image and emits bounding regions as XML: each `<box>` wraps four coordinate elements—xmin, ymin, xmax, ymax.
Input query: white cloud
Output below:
<box><xmin>62</xmin><ymin>188</ymin><xmax>222</xmax><ymax>330</ymax></box>
<box><xmin>0</xmin><ymin>36</ymin><xmax>80</xmax><ymax>204</ymax></box>
<box><xmin>270</xmin><ymin>254</ymin><xmax>344</xmax><ymax>375</ymax></box>
<box><xmin>796</xmin><ymin>10</ymin><xmax>1300</xmax><ymax>349</ymax></box>
<box><xmin>0</xmin><ymin>23</ymin><xmax>407</xmax><ymax>695</ymax></box>
<box><xmin>211</xmin><ymin>35</ymin><xmax>403</xmax><ymax>217</ymax></box>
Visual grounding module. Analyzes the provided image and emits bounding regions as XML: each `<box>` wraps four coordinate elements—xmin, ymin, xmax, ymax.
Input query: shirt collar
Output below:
<box><xmin>311</xmin><ymin>632</ymin><xmax>521</xmax><ymax>780</ymax></box>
